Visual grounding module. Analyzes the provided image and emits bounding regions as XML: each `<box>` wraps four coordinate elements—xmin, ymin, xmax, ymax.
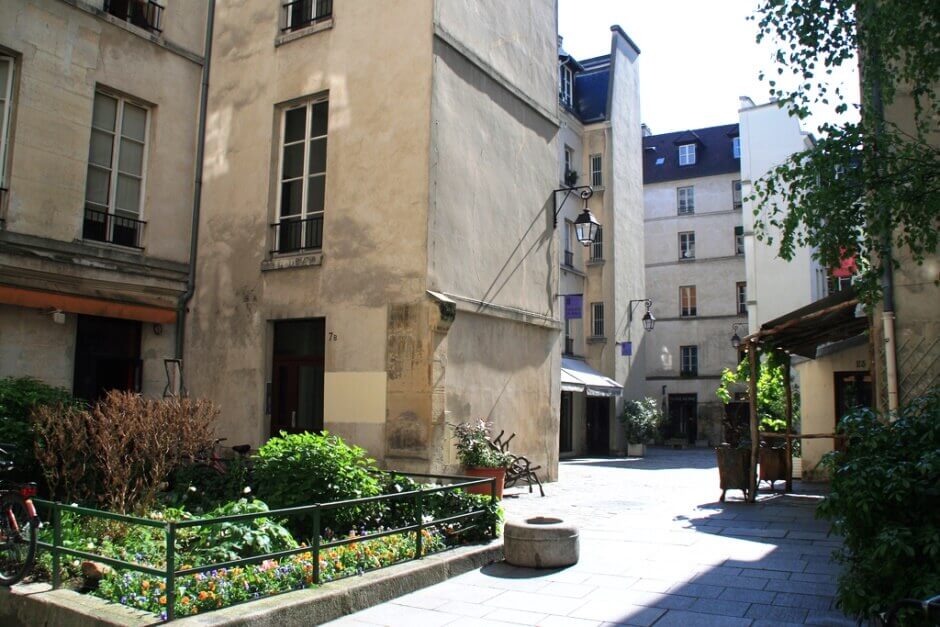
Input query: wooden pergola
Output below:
<box><xmin>741</xmin><ymin>288</ymin><xmax>869</xmax><ymax>502</ymax></box>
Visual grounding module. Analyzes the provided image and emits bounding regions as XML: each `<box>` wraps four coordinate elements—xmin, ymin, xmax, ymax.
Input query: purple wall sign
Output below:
<box><xmin>620</xmin><ymin>341</ymin><xmax>633</xmax><ymax>356</ymax></box>
<box><xmin>564</xmin><ymin>294</ymin><xmax>583</xmax><ymax>320</ymax></box>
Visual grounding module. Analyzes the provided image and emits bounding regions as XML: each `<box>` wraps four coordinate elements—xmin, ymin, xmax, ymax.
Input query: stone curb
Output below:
<box><xmin>0</xmin><ymin>541</ymin><xmax>504</xmax><ymax>626</ymax></box>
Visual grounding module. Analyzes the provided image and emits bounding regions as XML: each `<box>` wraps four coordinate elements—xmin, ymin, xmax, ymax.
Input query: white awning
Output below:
<box><xmin>560</xmin><ymin>357</ymin><xmax>623</xmax><ymax>397</ymax></box>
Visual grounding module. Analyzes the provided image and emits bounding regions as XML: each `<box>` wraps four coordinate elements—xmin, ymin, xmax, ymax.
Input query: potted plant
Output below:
<box><xmin>715</xmin><ymin>400</ymin><xmax>752</xmax><ymax>502</ymax></box>
<box><xmin>619</xmin><ymin>398</ymin><xmax>663</xmax><ymax>457</ymax></box>
<box><xmin>451</xmin><ymin>420</ymin><xmax>511</xmax><ymax>498</ymax></box>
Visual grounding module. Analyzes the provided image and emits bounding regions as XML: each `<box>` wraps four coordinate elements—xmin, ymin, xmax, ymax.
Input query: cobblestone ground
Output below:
<box><xmin>327</xmin><ymin>448</ymin><xmax>854</xmax><ymax>626</ymax></box>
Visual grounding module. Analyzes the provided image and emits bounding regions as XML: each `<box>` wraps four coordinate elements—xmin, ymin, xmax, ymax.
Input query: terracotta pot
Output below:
<box><xmin>463</xmin><ymin>467</ymin><xmax>506</xmax><ymax>499</ymax></box>
<box><xmin>627</xmin><ymin>443</ymin><xmax>646</xmax><ymax>457</ymax></box>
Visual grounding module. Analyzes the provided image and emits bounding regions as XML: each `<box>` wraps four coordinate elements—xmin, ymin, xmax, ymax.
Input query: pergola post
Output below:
<box><xmin>781</xmin><ymin>350</ymin><xmax>793</xmax><ymax>492</ymax></box>
<box><xmin>748</xmin><ymin>339</ymin><xmax>759</xmax><ymax>503</ymax></box>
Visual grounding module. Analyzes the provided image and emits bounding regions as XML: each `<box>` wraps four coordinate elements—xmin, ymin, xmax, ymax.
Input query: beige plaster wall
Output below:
<box><xmin>0</xmin><ymin>303</ymin><xmax>75</xmax><ymax>389</ymax></box>
<box><xmin>188</xmin><ymin>1</ymin><xmax>435</xmax><ymax>449</ymax></box>
<box><xmin>796</xmin><ymin>343</ymin><xmax>868</xmax><ymax>480</ymax></box>
<box><xmin>0</xmin><ymin>0</ymin><xmax>205</xmax><ymax>264</ymax></box>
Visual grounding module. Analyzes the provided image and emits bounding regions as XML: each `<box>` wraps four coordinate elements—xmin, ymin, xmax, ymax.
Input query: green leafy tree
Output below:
<box><xmin>750</xmin><ymin>0</ymin><xmax>939</xmax><ymax>306</ymax></box>
<box><xmin>716</xmin><ymin>352</ymin><xmax>800</xmax><ymax>434</ymax></box>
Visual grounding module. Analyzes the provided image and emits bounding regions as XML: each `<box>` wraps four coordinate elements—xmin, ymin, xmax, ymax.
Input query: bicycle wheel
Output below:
<box><xmin>0</xmin><ymin>493</ymin><xmax>37</xmax><ymax>586</ymax></box>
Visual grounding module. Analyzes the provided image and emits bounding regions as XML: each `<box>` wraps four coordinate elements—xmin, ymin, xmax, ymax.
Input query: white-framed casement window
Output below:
<box><xmin>83</xmin><ymin>90</ymin><xmax>149</xmax><ymax>248</ymax></box>
<box><xmin>590</xmin><ymin>225</ymin><xmax>603</xmax><ymax>261</ymax></box>
<box><xmin>677</xmin><ymin>185</ymin><xmax>694</xmax><ymax>214</ymax></box>
<box><xmin>680</xmin><ymin>345</ymin><xmax>698</xmax><ymax>376</ymax></box>
<box><xmin>274</xmin><ymin>97</ymin><xmax>328</xmax><ymax>254</ymax></box>
<box><xmin>679</xmin><ymin>231</ymin><xmax>695</xmax><ymax>260</ymax></box>
<box><xmin>680</xmin><ymin>285</ymin><xmax>697</xmax><ymax>317</ymax></box>
<box><xmin>283</xmin><ymin>0</ymin><xmax>333</xmax><ymax>32</ymax></box>
<box><xmin>732</xmin><ymin>136</ymin><xmax>741</xmax><ymax>159</ymax></box>
<box><xmin>590</xmin><ymin>153</ymin><xmax>602</xmax><ymax>187</ymax></box>
<box><xmin>0</xmin><ymin>55</ymin><xmax>15</xmax><ymax>191</ymax></box>
<box><xmin>732</xmin><ymin>179</ymin><xmax>742</xmax><ymax>209</ymax></box>
<box><xmin>591</xmin><ymin>302</ymin><xmax>604</xmax><ymax>337</ymax></box>
<box><xmin>563</xmin><ymin>145</ymin><xmax>575</xmax><ymax>183</ymax></box>
<box><xmin>735</xmin><ymin>226</ymin><xmax>744</xmax><ymax>255</ymax></box>
<box><xmin>678</xmin><ymin>143</ymin><xmax>696</xmax><ymax>166</ymax></box>
<box><xmin>562</xmin><ymin>219</ymin><xmax>574</xmax><ymax>267</ymax></box>
<box><xmin>559</xmin><ymin>64</ymin><xmax>573</xmax><ymax>107</ymax></box>
<box><xmin>736</xmin><ymin>281</ymin><xmax>747</xmax><ymax>315</ymax></box>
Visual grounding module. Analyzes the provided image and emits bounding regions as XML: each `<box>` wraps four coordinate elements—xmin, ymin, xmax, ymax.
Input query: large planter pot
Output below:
<box><xmin>759</xmin><ymin>446</ymin><xmax>788</xmax><ymax>489</ymax></box>
<box><xmin>716</xmin><ymin>446</ymin><xmax>751</xmax><ymax>502</ymax></box>
<box><xmin>627</xmin><ymin>443</ymin><xmax>646</xmax><ymax>457</ymax></box>
<box><xmin>463</xmin><ymin>467</ymin><xmax>506</xmax><ymax>499</ymax></box>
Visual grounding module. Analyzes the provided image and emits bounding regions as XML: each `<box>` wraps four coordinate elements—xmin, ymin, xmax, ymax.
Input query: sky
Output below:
<box><xmin>558</xmin><ymin>0</ymin><xmax>859</xmax><ymax>136</ymax></box>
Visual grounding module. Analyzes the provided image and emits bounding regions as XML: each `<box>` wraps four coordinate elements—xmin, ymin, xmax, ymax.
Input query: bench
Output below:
<box><xmin>489</xmin><ymin>430</ymin><xmax>545</xmax><ymax>497</ymax></box>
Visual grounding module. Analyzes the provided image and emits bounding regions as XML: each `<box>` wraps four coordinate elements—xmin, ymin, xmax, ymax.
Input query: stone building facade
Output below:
<box><xmin>186</xmin><ymin>1</ymin><xmax>565</xmax><ymax>477</ymax></box>
<box><xmin>0</xmin><ymin>0</ymin><xmax>209</xmax><ymax>400</ymax></box>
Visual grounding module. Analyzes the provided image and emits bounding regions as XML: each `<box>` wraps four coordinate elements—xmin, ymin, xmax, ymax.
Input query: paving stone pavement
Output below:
<box><xmin>325</xmin><ymin>448</ymin><xmax>854</xmax><ymax>627</ymax></box>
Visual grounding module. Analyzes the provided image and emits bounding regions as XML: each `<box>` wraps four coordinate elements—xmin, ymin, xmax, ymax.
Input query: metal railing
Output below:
<box><xmin>282</xmin><ymin>0</ymin><xmax>333</xmax><ymax>32</ymax></box>
<box><xmin>35</xmin><ymin>471</ymin><xmax>496</xmax><ymax>622</ymax></box>
<box><xmin>104</xmin><ymin>0</ymin><xmax>164</xmax><ymax>33</ymax></box>
<box><xmin>271</xmin><ymin>215</ymin><xmax>323</xmax><ymax>254</ymax></box>
<box><xmin>83</xmin><ymin>208</ymin><xmax>146</xmax><ymax>248</ymax></box>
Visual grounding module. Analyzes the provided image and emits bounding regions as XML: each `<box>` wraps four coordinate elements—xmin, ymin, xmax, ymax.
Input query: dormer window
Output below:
<box><xmin>732</xmin><ymin>136</ymin><xmax>741</xmax><ymax>159</ymax></box>
<box><xmin>559</xmin><ymin>65</ymin><xmax>573</xmax><ymax>107</ymax></box>
<box><xmin>678</xmin><ymin>143</ymin><xmax>696</xmax><ymax>166</ymax></box>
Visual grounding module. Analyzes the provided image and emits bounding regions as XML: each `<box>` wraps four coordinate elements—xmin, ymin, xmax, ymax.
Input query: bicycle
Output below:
<box><xmin>0</xmin><ymin>443</ymin><xmax>39</xmax><ymax>586</ymax></box>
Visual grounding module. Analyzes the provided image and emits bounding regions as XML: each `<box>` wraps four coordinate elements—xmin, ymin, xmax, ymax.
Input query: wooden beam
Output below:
<box><xmin>748</xmin><ymin>340</ymin><xmax>759</xmax><ymax>503</ymax></box>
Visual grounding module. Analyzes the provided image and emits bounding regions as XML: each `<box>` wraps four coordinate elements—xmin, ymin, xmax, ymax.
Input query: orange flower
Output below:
<box><xmin>159</xmin><ymin>582</ymin><xmax>166</xmax><ymax>591</ymax></box>
<box><xmin>181</xmin><ymin>596</ymin><xmax>190</xmax><ymax>606</ymax></box>
<box><xmin>141</xmin><ymin>580</ymin><xmax>150</xmax><ymax>591</ymax></box>
<box><xmin>159</xmin><ymin>596</ymin><xmax>167</xmax><ymax>605</ymax></box>
<box><xmin>198</xmin><ymin>591</ymin><xmax>209</xmax><ymax>601</ymax></box>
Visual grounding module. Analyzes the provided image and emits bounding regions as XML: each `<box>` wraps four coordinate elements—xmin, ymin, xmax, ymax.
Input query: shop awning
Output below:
<box><xmin>560</xmin><ymin>357</ymin><xmax>623</xmax><ymax>397</ymax></box>
<box><xmin>0</xmin><ymin>285</ymin><xmax>177</xmax><ymax>324</ymax></box>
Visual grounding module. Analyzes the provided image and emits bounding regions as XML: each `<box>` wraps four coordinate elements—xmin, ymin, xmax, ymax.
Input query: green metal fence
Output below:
<box><xmin>35</xmin><ymin>472</ymin><xmax>496</xmax><ymax>621</ymax></box>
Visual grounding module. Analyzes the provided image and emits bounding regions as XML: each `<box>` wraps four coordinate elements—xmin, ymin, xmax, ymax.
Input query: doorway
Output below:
<box><xmin>271</xmin><ymin>319</ymin><xmax>325</xmax><ymax>434</ymax></box>
<box><xmin>585</xmin><ymin>396</ymin><xmax>609</xmax><ymax>454</ymax></box>
<box><xmin>73</xmin><ymin>315</ymin><xmax>142</xmax><ymax>402</ymax></box>
<box><xmin>667</xmin><ymin>394</ymin><xmax>698</xmax><ymax>444</ymax></box>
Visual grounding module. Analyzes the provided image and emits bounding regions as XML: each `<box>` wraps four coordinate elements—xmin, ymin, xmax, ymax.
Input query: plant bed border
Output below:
<box><xmin>31</xmin><ymin>471</ymin><xmax>500</xmax><ymax>621</ymax></box>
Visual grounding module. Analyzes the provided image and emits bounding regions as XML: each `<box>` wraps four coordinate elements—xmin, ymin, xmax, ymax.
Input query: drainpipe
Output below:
<box><xmin>175</xmin><ymin>0</ymin><xmax>216</xmax><ymax>360</ymax></box>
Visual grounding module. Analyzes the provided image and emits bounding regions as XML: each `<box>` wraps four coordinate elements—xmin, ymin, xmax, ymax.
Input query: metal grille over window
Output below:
<box><xmin>83</xmin><ymin>91</ymin><xmax>148</xmax><ymax>248</ymax></box>
<box><xmin>592</xmin><ymin>302</ymin><xmax>604</xmax><ymax>337</ymax></box>
<box><xmin>677</xmin><ymin>186</ymin><xmax>694</xmax><ymax>214</ymax></box>
<box><xmin>591</xmin><ymin>226</ymin><xmax>603</xmax><ymax>261</ymax></box>
<box><xmin>283</xmin><ymin>0</ymin><xmax>333</xmax><ymax>32</ymax></box>
<box><xmin>104</xmin><ymin>0</ymin><xmax>164</xmax><ymax>33</ymax></box>
<box><xmin>274</xmin><ymin>99</ymin><xmax>328</xmax><ymax>254</ymax></box>
<box><xmin>590</xmin><ymin>154</ymin><xmax>602</xmax><ymax>187</ymax></box>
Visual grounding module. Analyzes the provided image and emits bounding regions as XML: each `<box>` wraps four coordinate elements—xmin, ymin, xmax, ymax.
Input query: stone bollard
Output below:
<box><xmin>504</xmin><ymin>516</ymin><xmax>579</xmax><ymax>568</ymax></box>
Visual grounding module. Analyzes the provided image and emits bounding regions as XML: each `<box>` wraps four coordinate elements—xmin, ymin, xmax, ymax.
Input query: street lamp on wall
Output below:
<box><xmin>628</xmin><ymin>298</ymin><xmax>655</xmax><ymax>332</ymax></box>
<box><xmin>553</xmin><ymin>185</ymin><xmax>600</xmax><ymax>245</ymax></box>
<box><xmin>730</xmin><ymin>323</ymin><xmax>747</xmax><ymax>349</ymax></box>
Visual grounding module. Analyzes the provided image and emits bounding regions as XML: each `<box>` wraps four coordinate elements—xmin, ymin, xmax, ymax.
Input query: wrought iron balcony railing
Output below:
<box><xmin>272</xmin><ymin>215</ymin><xmax>323</xmax><ymax>254</ymax></box>
<box><xmin>282</xmin><ymin>0</ymin><xmax>333</xmax><ymax>32</ymax></box>
<box><xmin>83</xmin><ymin>208</ymin><xmax>146</xmax><ymax>249</ymax></box>
<box><xmin>104</xmin><ymin>0</ymin><xmax>164</xmax><ymax>33</ymax></box>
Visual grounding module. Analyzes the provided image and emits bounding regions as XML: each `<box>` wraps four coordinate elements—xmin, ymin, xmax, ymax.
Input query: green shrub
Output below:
<box><xmin>817</xmin><ymin>390</ymin><xmax>940</xmax><ymax>623</ymax></box>
<box><xmin>182</xmin><ymin>498</ymin><xmax>297</xmax><ymax>565</ymax></box>
<box><xmin>619</xmin><ymin>398</ymin><xmax>664</xmax><ymax>444</ymax></box>
<box><xmin>253</xmin><ymin>431</ymin><xmax>381</xmax><ymax>537</ymax></box>
<box><xmin>0</xmin><ymin>376</ymin><xmax>75</xmax><ymax>484</ymax></box>
<box><xmin>164</xmin><ymin>455</ymin><xmax>252</xmax><ymax>513</ymax></box>
<box><xmin>450</xmin><ymin>420</ymin><xmax>511</xmax><ymax>469</ymax></box>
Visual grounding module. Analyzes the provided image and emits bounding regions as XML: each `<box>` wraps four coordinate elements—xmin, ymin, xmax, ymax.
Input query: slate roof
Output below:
<box><xmin>643</xmin><ymin>123</ymin><xmax>741</xmax><ymax>184</ymax></box>
<box><xmin>559</xmin><ymin>53</ymin><xmax>610</xmax><ymax>124</ymax></box>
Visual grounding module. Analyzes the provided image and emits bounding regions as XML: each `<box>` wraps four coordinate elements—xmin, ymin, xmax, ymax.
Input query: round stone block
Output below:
<box><xmin>504</xmin><ymin>516</ymin><xmax>579</xmax><ymax>568</ymax></box>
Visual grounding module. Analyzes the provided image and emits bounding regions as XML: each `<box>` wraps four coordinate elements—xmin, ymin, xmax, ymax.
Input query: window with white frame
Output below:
<box><xmin>735</xmin><ymin>226</ymin><xmax>744</xmax><ymax>255</ymax></box>
<box><xmin>590</xmin><ymin>154</ymin><xmax>602</xmax><ymax>187</ymax></box>
<box><xmin>275</xmin><ymin>97</ymin><xmax>328</xmax><ymax>254</ymax></box>
<box><xmin>680</xmin><ymin>285</ymin><xmax>697</xmax><ymax>317</ymax></box>
<box><xmin>677</xmin><ymin>186</ymin><xmax>694</xmax><ymax>214</ymax></box>
<box><xmin>737</xmin><ymin>282</ymin><xmax>747</xmax><ymax>315</ymax></box>
<box><xmin>591</xmin><ymin>302</ymin><xmax>604</xmax><ymax>337</ymax></box>
<box><xmin>680</xmin><ymin>345</ymin><xmax>698</xmax><ymax>376</ymax></box>
<box><xmin>283</xmin><ymin>0</ymin><xmax>333</xmax><ymax>32</ymax></box>
<box><xmin>559</xmin><ymin>65</ymin><xmax>573</xmax><ymax>107</ymax></box>
<box><xmin>562</xmin><ymin>220</ymin><xmax>574</xmax><ymax>267</ymax></box>
<box><xmin>679</xmin><ymin>231</ymin><xmax>695</xmax><ymax>260</ymax></box>
<box><xmin>0</xmin><ymin>55</ymin><xmax>14</xmax><ymax>190</ymax></box>
<box><xmin>732</xmin><ymin>136</ymin><xmax>741</xmax><ymax>159</ymax></box>
<box><xmin>678</xmin><ymin>143</ymin><xmax>696</xmax><ymax>166</ymax></box>
<box><xmin>732</xmin><ymin>179</ymin><xmax>742</xmax><ymax>209</ymax></box>
<box><xmin>591</xmin><ymin>225</ymin><xmax>603</xmax><ymax>261</ymax></box>
<box><xmin>83</xmin><ymin>90</ymin><xmax>149</xmax><ymax>248</ymax></box>
<box><xmin>563</xmin><ymin>145</ymin><xmax>574</xmax><ymax>183</ymax></box>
